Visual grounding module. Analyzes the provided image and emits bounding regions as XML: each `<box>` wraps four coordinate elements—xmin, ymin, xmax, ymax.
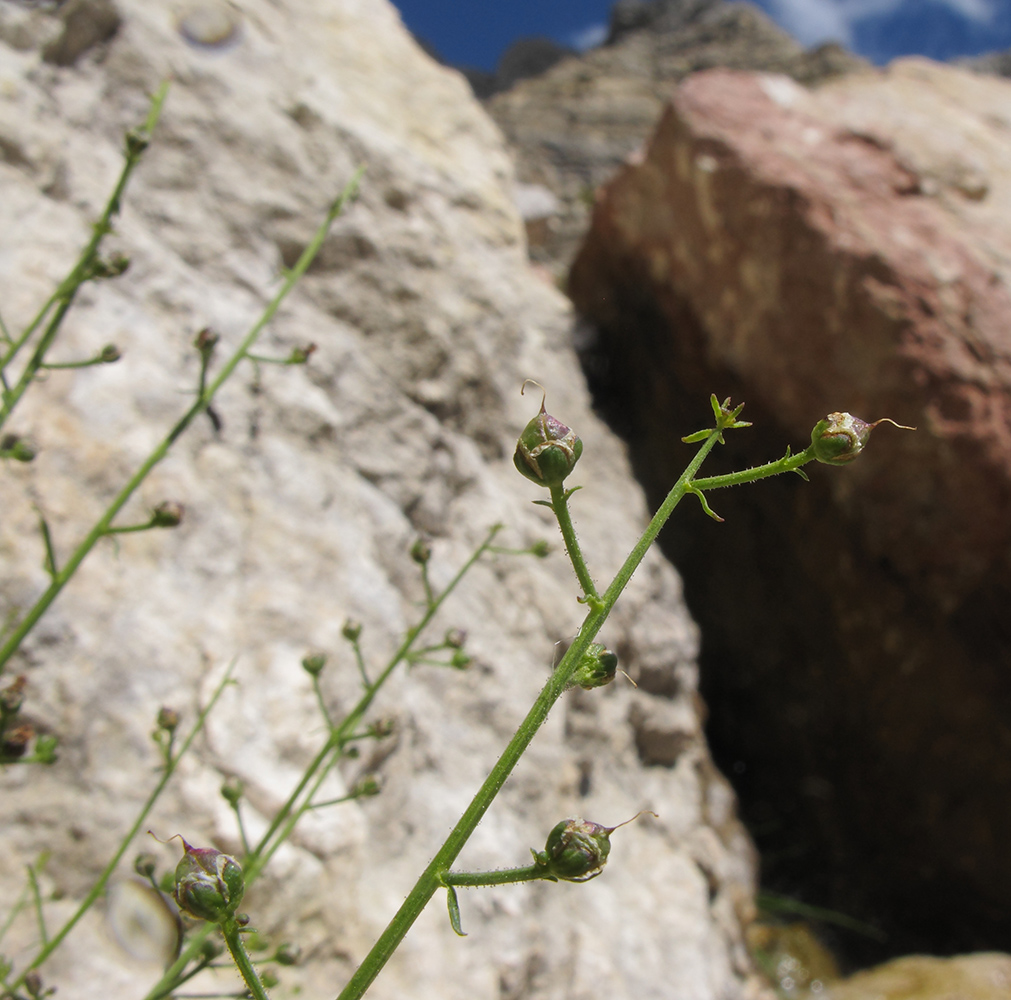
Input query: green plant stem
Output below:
<box><xmin>6</xmin><ymin>666</ymin><xmax>233</xmax><ymax>992</ymax></box>
<box><xmin>547</xmin><ymin>484</ymin><xmax>600</xmax><ymax>606</ymax></box>
<box><xmin>442</xmin><ymin>865</ymin><xmax>549</xmax><ymax>887</ymax></box>
<box><xmin>689</xmin><ymin>445</ymin><xmax>815</xmax><ymax>491</ymax></box>
<box><xmin>0</xmin><ymin>84</ymin><xmax>168</xmax><ymax>428</ymax></box>
<box><xmin>220</xmin><ymin>918</ymin><xmax>271</xmax><ymax>1000</ymax></box>
<box><xmin>0</xmin><ymin>169</ymin><xmax>364</xmax><ymax>678</ymax></box>
<box><xmin>143</xmin><ymin>526</ymin><xmax>502</xmax><ymax>1000</ymax></box>
<box><xmin>333</xmin><ymin>427</ymin><xmax>725</xmax><ymax>1000</ymax></box>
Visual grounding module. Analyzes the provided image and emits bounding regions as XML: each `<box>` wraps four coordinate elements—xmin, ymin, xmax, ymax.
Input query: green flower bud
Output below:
<box><xmin>172</xmin><ymin>839</ymin><xmax>244</xmax><ymax>923</ymax></box>
<box><xmin>569</xmin><ymin>643</ymin><xmax>618</xmax><ymax>691</ymax></box>
<box><xmin>220</xmin><ymin>777</ymin><xmax>243</xmax><ymax>806</ymax></box>
<box><xmin>287</xmin><ymin>343</ymin><xmax>316</xmax><ymax>364</ymax></box>
<box><xmin>810</xmin><ymin>413</ymin><xmax>912</xmax><ymax>465</ymax></box>
<box><xmin>0</xmin><ymin>434</ymin><xmax>36</xmax><ymax>462</ymax></box>
<box><xmin>99</xmin><ymin>344</ymin><xmax>122</xmax><ymax>363</ymax></box>
<box><xmin>341</xmin><ymin>619</ymin><xmax>362</xmax><ymax>643</ymax></box>
<box><xmin>134</xmin><ymin>853</ymin><xmax>158</xmax><ymax>879</ymax></box>
<box><xmin>532</xmin><ymin>818</ymin><xmax>613</xmax><ymax>882</ymax></box>
<box><xmin>33</xmin><ymin>734</ymin><xmax>58</xmax><ymax>764</ymax></box>
<box><xmin>450</xmin><ymin>650</ymin><xmax>473</xmax><ymax>670</ymax></box>
<box><xmin>410</xmin><ymin>537</ymin><xmax>432</xmax><ymax>565</ymax></box>
<box><xmin>151</xmin><ymin>501</ymin><xmax>184</xmax><ymax>528</ymax></box>
<box><xmin>274</xmin><ymin>942</ymin><xmax>301</xmax><ymax>966</ymax></box>
<box><xmin>529</xmin><ymin>540</ymin><xmax>551</xmax><ymax>558</ymax></box>
<box><xmin>193</xmin><ymin>326</ymin><xmax>219</xmax><ymax>358</ymax></box>
<box><xmin>514</xmin><ymin>399</ymin><xmax>583</xmax><ymax>488</ymax></box>
<box><xmin>301</xmin><ymin>651</ymin><xmax>327</xmax><ymax>676</ymax></box>
<box><xmin>157</xmin><ymin>707</ymin><xmax>180</xmax><ymax>732</ymax></box>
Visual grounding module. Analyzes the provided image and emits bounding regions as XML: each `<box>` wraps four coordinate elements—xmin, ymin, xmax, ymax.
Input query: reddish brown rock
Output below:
<box><xmin>569</xmin><ymin>60</ymin><xmax>1011</xmax><ymax>961</ymax></box>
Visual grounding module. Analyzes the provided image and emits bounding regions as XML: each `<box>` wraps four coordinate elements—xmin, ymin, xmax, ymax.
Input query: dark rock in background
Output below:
<box><xmin>569</xmin><ymin>61</ymin><xmax>1011</xmax><ymax>965</ymax></box>
<box><xmin>485</xmin><ymin>1</ymin><xmax>866</xmax><ymax>275</ymax></box>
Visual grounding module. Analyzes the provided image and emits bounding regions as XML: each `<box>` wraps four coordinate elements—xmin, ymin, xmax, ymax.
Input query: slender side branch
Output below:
<box><xmin>0</xmin><ymin>169</ymin><xmax>364</xmax><ymax>677</ymax></box>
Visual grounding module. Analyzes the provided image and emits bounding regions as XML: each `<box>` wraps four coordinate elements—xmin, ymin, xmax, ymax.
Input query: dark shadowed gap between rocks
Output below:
<box><xmin>573</xmin><ymin>292</ymin><xmax>1011</xmax><ymax>974</ymax></box>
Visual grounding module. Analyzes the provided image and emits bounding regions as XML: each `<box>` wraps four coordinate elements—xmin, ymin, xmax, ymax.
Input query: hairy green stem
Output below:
<box><xmin>442</xmin><ymin>865</ymin><xmax>548</xmax><ymax>888</ymax></box>
<box><xmin>333</xmin><ymin>427</ymin><xmax>725</xmax><ymax>1000</ymax></box>
<box><xmin>0</xmin><ymin>169</ymin><xmax>364</xmax><ymax>677</ymax></box>
<box><xmin>689</xmin><ymin>445</ymin><xmax>816</xmax><ymax>491</ymax></box>
<box><xmin>548</xmin><ymin>484</ymin><xmax>600</xmax><ymax>606</ymax></box>
<box><xmin>221</xmin><ymin>918</ymin><xmax>271</xmax><ymax>1000</ymax></box>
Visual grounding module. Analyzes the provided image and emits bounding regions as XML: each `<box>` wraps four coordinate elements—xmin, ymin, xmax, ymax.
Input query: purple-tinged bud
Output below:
<box><xmin>288</xmin><ymin>343</ymin><xmax>317</xmax><ymax>364</ymax></box>
<box><xmin>193</xmin><ymin>327</ymin><xmax>219</xmax><ymax>357</ymax></box>
<box><xmin>569</xmin><ymin>643</ymin><xmax>618</xmax><ymax>691</ymax></box>
<box><xmin>151</xmin><ymin>501</ymin><xmax>184</xmax><ymax>528</ymax></box>
<box><xmin>173</xmin><ymin>839</ymin><xmax>244</xmax><ymax>923</ymax></box>
<box><xmin>514</xmin><ymin>399</ymin><xmax>583</xmax><ymax>489</ymax></box>
<box><xmin>23</xmin><ymin>970</ymin><xmax>45</xmax><ymax>999</ymax></box>
<box><xmin>444</xmin><ymin>628</ymin><xmax>467</xmax><ymax>649</ymax></box>
<box><xmin>341</xmin><ymin>619</ymin><xmax>362</xmax><ymax>643</ymax></box>
<box><xmin>301</xmin><ymin>651</ymin><xmax>327</xmax><ymax>676</ymax></box>
<box><xmin>810</xmin><ymin>413</ymin><xmax>912</xmax><ymax>465</ymax></box>
<box><xmin>532</xmin><ymin>818</ymin><xmax>613</xmax><ymax>882</ymax></box>
<box><xmin>157</xmin><ymin>707</ymin><xmax>180</xmax><ymax>732</ymax></box>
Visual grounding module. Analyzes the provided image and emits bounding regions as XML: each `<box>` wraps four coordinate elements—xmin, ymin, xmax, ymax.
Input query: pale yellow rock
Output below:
<box><xmin>809</xmin><ymin>953</ymin><xmax>1011</xmax><ymax>1000</ymax></box>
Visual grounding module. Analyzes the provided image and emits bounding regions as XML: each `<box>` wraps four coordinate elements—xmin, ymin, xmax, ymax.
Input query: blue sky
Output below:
<box><xmin>392</xmin><ymin>0</ymin><xmax>1011</xmax><ymax>71</ymax></box>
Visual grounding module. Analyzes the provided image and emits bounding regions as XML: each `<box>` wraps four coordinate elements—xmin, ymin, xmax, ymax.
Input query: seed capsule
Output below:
<box><xmin>172</xmin><ymin>839</ymin><xmax>244</xmax><ymax>923</ymax></box>
<box><xmin>513</xmin><ymin>399</ymin><xmax>582</xmax><ymax>488</ymax></box>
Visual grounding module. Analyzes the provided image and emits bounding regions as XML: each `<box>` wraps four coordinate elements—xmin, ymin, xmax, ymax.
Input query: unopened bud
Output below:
<box><xmin>810</xmin><ymin>413</ymin><xmax>912</xmax><ymax>465</ymax></box>
<box><xmin>173</xmin><ymin>839</ymin><xmax>244</xmax><ymax>923</ymax></box>
<box><xmin>529</xmin><ymin>540</ymin><xmax>551</xmax><ymax>558</ymax></box>
<box><xmin>449</xmin><ymin>650</ymin><xmax>472</xmax><ymax>670</ymax></box>
<box><xmin>410</xmin><ymin>537</ymin><xmax>432</xmax><ymax>565</ymax></box>
<box><xmin>151</xmin><ymin>501</ymin><xmax>184</xmax><ymax>528</ymax></box>
<box><xmin>33</xmin><ymin>735</ymin><xmax>58</xmax><ymax>763</ymax></box>
<box><xmin>513</xmin><ymin>391</ymin><xmax>582</xmax><ymax>489</ymax></box>
<box><xmin>288</xmin><ymin>343</ymin><xmax>317</xmax><ymax>364</ymax></box>
<box><xmin>157</xmin><ymin>707</ymin><xmax>180</xmax><ymax>732</ymax></box>
<box><xmin>134</xmin><ymin>853</ymin><xmax>158</xmax><ymax>879</ymax></box>
<box><xmin>569</xmin><ymin>643</ymin><xmax>618</xmax><ymax>691</ymax></box>
<box><xmin>193</xmin><ymin>327</ymin><xmax>219</xmax><ymax>357</ymax></box>
<box><xmin>220</xmin><ymin>777</ymin><xmax>243</xmax><ymax>806</ymax></box>
<box><xmin>0</xmin><ymin>675</ymin><xmax>27</xmax><ymax>715</ymax></box>
<box><xmin>353</xmin><ymin>774</ymin><xmax>382</xmax><ymax>798</ymax></box>
<box><xmin>532</xmin><ymin>818</ymin><xmax>613</xmax><ymax>882</ymax></box>
<box><xmin>99</xmin><ymin>344</ymin><xmax>122</xmax><ymax>363</ymax></box>
<box><xmin>88</xmin><ymin>253</ymin><xmax>130</xmax><ymax>279</ymax></box>
<box><xmin>23</xmin><ymin>971</ymin><xmax>44</xmax><ymax>999</ymax></box>
<box><xmin>301</xmin><ymin>652</ymin><xmax>327</xmax><ymax>676</ymax></box>
<box><xmin>341</xmin><ymin>620</ymin><xmax>362</xmax><ymax>643</ymax></box>
<box><xmin>367</xmin><ymin>718</ymin><xmax>395</xmax><ymax>738</ymax></box>
<box><xmin>0</xmin><ymin>434</ymin><xmax>36</xmax><ymax>462</ymax></box>
<box><xmin>2</xmin><ymin>722</ymin><xmax>34</xmax><ymax>759</ymax></box>
<box><xmin>444</xmin><ymin>628</ymin><xmax>466</xmax><ymax>649</ymax></box>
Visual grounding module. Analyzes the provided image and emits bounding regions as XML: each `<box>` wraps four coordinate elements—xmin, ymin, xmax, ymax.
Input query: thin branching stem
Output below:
<box><xmin>0</xmin><ymin>169</ymin><xmax>364</xmax><ymax>677</ymax></box>
<box><xmin>5</xmin><ymin>666</ymin><xmax>234</xmax><ymax>992</ymax></box>
<box><xmin>0</xmin><ymin>84</ymin><xmax>169</xmax><ymax>428</ymax></box>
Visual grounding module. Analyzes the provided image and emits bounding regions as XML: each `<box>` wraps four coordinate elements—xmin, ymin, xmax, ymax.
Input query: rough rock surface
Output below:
<box><xmin>486</xmin><ymin>0</ymin><xmax>865</xmax><ymax>275</ymax></box>
<box><xmin>809</xmin><ymin>953</ymin><xmax>1011</xmax><ymax>1000</ymax></box>
<box><xmin>569</xmin><ymin>59</ymin><xmax>1011</xmax><ymax>962</ymax></box>
<box><xmin>0</xmin><ymin>2</ymin><xmax>769</xmax><ymax>1000</ymax></box>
